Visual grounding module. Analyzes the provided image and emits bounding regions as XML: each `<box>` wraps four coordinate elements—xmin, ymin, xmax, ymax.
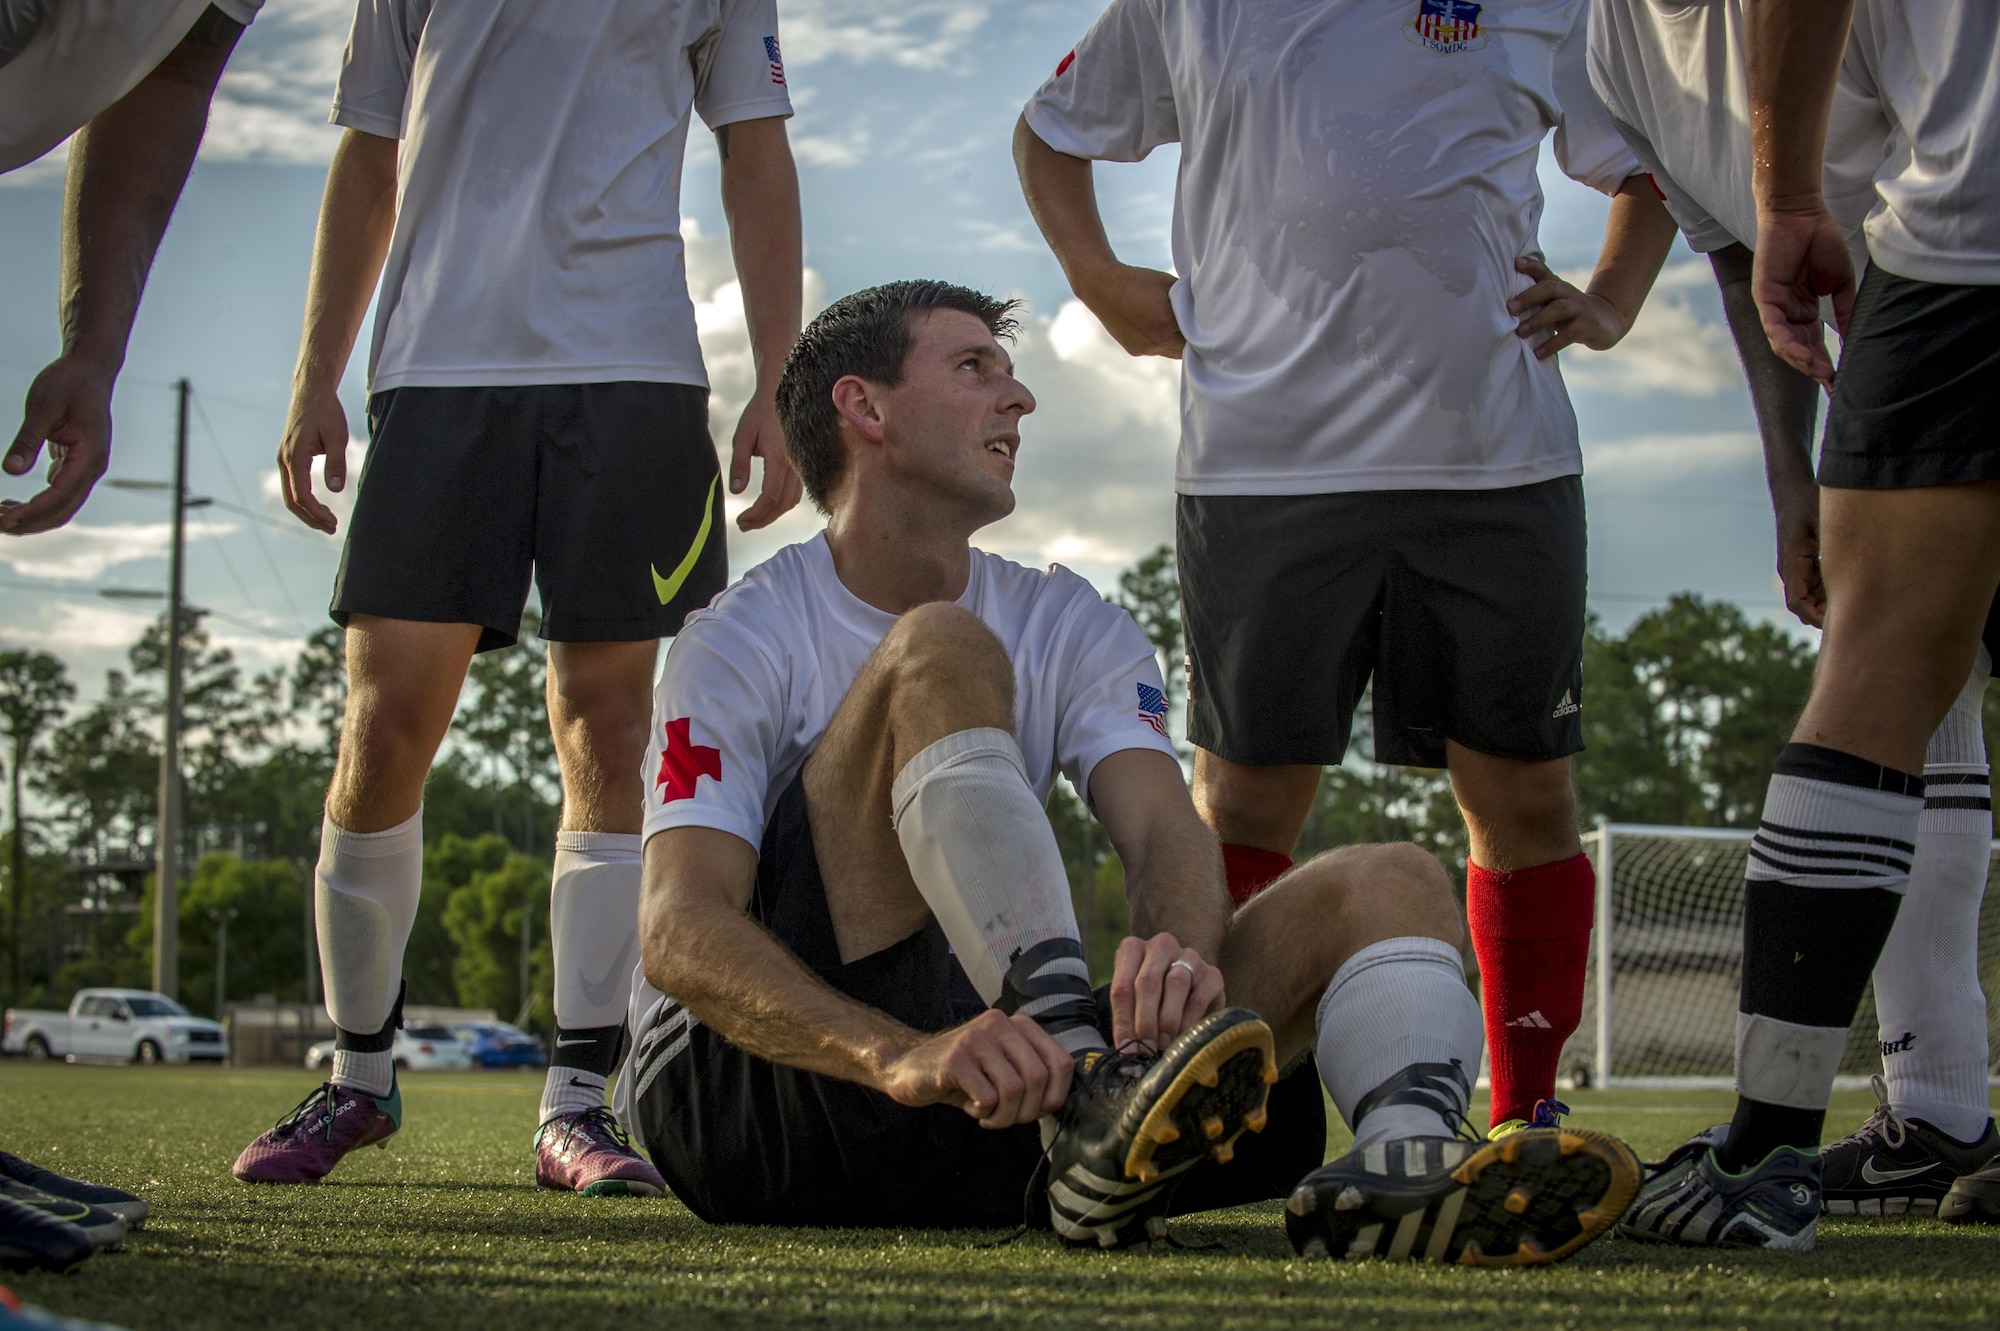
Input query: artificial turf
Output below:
<box><xmin>2</xmin><ymin>1065</ymin><xmax>1996</xmax><ymax>1330</ymax></box>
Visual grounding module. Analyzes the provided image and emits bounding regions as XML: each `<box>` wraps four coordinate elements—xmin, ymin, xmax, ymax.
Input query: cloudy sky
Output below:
<box><xmin>0</xmin><ymin>0</ymin><xmax>1793</xmax><ymax>695</ymax></box>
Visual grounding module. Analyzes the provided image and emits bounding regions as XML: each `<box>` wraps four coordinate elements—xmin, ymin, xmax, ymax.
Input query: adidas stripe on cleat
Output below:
<box><xmin>1285</xmin><ymin>1127</ymin><xmax>1640</xmax><ymax>1267</ymax></box>
<box><xmin>1046</xmin><ymin>1007</ymin><xmax>1276</xmax><ymax>1249</ymax></box>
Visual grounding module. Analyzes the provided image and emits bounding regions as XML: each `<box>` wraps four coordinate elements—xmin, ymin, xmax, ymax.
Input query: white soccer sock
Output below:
<box><xmin>1314</xmin><ymin>937</ymin><xmax>1484</xmax><ymax>1151</ymax></box>
<box><xmin>541</xmin><ymin>831</ymin><xmax>643</xmax><ymax>1123</ymax></box>
<box><xmin>331</xmin><ymin>1048</ymin><xmax>395</xmax><ymax>1100</ymax></box>
<box><xmin>1875</xmin><ymin>654</ymin><xmax>1994</xmax><ymax>1141</ymax></box>
<box><xmin>317</xmin><ymin>808</ymin><xmax>422</xmax><ymax>1097</ymax></box>
<box><xmin>891</xmin><ymin>727</ymin><xmax>1106</xmax><ymax>1060</ymax></box>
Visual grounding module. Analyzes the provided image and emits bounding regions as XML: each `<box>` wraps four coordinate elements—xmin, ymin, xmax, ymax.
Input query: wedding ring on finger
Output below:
<box><xmin>1169</xmin><ymin>959</ymin><xmax>1197</xmax><ymax>980</ymax></box>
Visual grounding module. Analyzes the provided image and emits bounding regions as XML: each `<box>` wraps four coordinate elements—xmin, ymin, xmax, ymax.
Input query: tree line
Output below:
<box><xmin>5</xmin><ymin>547</ymin><xmax>1977</xmax><ymax>1012</ymax></box>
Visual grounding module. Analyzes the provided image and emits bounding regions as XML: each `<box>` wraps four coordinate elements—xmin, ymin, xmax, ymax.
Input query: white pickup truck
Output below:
<box><xmin>2</xmin><ymin>988</ymin><xmax>229</xmax><ymax>1065</ymax></box>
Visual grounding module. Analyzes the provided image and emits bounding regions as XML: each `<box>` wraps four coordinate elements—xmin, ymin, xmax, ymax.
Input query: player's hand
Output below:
<box><xmin>879</xmin><ymin>1009</ymin><xmax>1074</xmax><ymax>1129</ymax></box>
<box><xmin>1075</xmin><ymin>263</ymin><xmax>1185</xmax><ymax>360</ymax></box>
<box><xmin>1109</xmin><ymin>932</ymin><xmax>1224</xmax><ymax>1052</ymax></box>
<box><xmin>729</xmin><ymin>390</ymin><xmax>801</xmax><ymax>532</ymax></box>
<box><xmin>1772</xmin><ymin>475</ymin><xmax>1825</xmax><ymax>629</ymax></box>
<box><xmin>1751</xmin><ymin>200</ymin><xmax>1854</xmax><ymax>386</ymax></box>
<box><xmin>1508</xmin><ymin>255</ymin><xmax>1632</xmax><ymax>359</ymax></box>
<box><xmin>277</xmin><ymin>385</ymin><xmax>351</xmax><ymax>535</ymax></box>
<box><xmin>0</xmin><ymin>353</ymin><xmax>117</xmax><ymax>535</ymax></box>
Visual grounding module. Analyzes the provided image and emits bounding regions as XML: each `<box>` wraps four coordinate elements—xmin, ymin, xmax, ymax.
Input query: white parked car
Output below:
<box><xmin>2</xmin><ymin>989</ymin><xmax>229</xmax><ymax>1064</ymax></box>
<box><xmin>304</xmin><ymin>1023</ymin><xmax>473</xmax><ymax>1072</ymax></box>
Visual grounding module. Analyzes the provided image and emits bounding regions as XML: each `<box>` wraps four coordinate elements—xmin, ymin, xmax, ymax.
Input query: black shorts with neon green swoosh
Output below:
<box><xmin>331</xmin><ymin>383</ymin><xmax>727</xmax><ymax>652</ymax></box>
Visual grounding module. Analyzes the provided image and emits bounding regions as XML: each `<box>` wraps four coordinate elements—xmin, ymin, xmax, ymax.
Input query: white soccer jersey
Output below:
<box><xmin>1587</xmin><ymin>0</ymin><xmax>1888</xmax><ymax>279</ymax></box>
<box><xmin>333</xmin><ymin>0</ymin><xmax>794</xmax><ymax>393</ymax></box>
<box><xmin>0</xmin><ymin>0</ymin><xmax>265</xmax><ymax>174</ymax></box>
<box><xmin>641</xmin><ymin>535</ymin><xmax>1179</xmax><ymax>851</ymax></box>
<box><xmin>1023</xmin><ymin>0</ymin><xmax>1641</xmax><ymax>497</ymax></box>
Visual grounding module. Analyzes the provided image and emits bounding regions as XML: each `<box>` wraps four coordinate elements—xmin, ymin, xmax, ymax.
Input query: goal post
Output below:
<box><xmin>1565</xmin><ymin>820</ymin><xmax>2000</xmax><ymax>1090</ymax></box>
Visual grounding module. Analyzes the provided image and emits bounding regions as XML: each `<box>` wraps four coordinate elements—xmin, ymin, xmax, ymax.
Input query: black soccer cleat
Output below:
<box><xmin>1286</xmin><ymin>1127</ymin><xmax>1640</xmax><ymax>1266</ymax></box>
<box><xmin>0</xmin><ymin>1194</ymin><xmax>93</xmax><ymax>1273</ymax></box>
<box><xmin>0</xmin><ymin>1151</ymin><xmax>148</xmax><ymax>1230</ymax></box>
<box><xmin>1619</xmin><ymin>1126</ymin><xmax>1819</xmax><ymax>1250</ymax></box>
<box><xmin>1818</xmin><ymin>1076</ymin><xmax>1998</xmax><ymax>1216</ymax></box>
<box><xmin>1940</xmin><ymin>1157</ymin><xmax>2000</xmax><ymax>1224</ymax></box>
<box><xmin>0</xmin><ymin>1179</ymin><xmax>127</xmax><ymax>1254</ymax></box>
<box><xmin>1046</xmin><ymin>1007</ymin><xmax>1276</xmax><ymax>1249</ymax></box>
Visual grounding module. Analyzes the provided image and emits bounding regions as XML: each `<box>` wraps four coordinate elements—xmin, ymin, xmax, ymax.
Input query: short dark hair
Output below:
<box><xmin>776</xmin><ymin>280</ymin><xmax>1022</xmax><ymax>512</ymax></box>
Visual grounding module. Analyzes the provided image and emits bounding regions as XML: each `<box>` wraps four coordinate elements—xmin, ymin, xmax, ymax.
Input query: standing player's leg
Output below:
<box><xmin>1821</xmin><ymin>648</ymin><xmax>2000</xmax><ymax>1215</ymax></box>
<box><xmin>234</xmin><ymin>615</ymin><xmax>480</xmax><ymax>1183</ymax></box>
<box><xmin>1190</xmin><ymin>754</ymin><xmax>1320</xmax><ymax>904</ymax></box>
<box><xmin>527</xmin><ymin>381</ymin><xmax>728</xmax><ymax>1196</ymax></box>
<box><xmin>1217</xmin><ymin>845</ymin><xmax>1639</xmax><ymax>1266</ymax></box>
<box><xmin>1625</xmin><ymin>481</ymin><xmax>2000</xmax><ymax>1250</ymax></box>
<box><xmin>1448</xmin><ymin>746</ymin><xmax>1592</xmax><ymax>1133</ymax></box>
<box><xmin>532</xmin><ymin>638</ymin><xmax>667</xmax><ymax>1197</ymax></box>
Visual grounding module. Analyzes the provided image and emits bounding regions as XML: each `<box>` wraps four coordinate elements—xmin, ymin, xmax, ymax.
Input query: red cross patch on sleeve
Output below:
<box><xmin>655</xmin><ymin>717</ymin><xmax>722</xmax><ymax>804</ymax></box>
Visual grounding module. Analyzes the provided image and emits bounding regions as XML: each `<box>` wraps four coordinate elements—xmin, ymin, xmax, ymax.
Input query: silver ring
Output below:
<box><xmin>1170</xmin><ymin>959</ymin><xmax>1197</xmax><ymax>978</ymax></box>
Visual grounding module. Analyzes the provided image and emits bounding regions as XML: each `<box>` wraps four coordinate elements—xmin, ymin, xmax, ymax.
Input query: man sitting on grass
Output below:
<box><xmin>612</xmin><ymin>279</ymin><xmax>1643</xmax><ymax>1261</ymax></box>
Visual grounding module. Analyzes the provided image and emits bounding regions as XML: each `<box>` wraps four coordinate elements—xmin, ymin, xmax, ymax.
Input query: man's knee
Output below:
<box><xmin>547</xmin><ymin>644</ymin><xmax>656</xmax><ymax>754</ymax></box>
<box><xmin>1192</xmin><ymin>753</ymin><xmax>1320</xmax><ymax>848</ymax></box>
<box><xmin>1454</xmin><ymin>754</ymin><xmax>1574</xmax><ymax>829</ymax></box>
<box><xmin>879</xmin><ymin>602</ymin><xmax>1013</xmax><ymax>721</ymax></box>
<box><xmin>1291</xmin><ymin>842</ymin><xmax>1468</xmax><ymax>953</ymax></box>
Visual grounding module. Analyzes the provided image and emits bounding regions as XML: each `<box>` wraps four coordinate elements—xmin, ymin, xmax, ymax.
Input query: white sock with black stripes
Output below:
<box><xmin>1313</xmin><ymin>937</ymin><xmax>1485</xmax><ymax>1151</ymax></box>
<box><xmin>891</xmin><ymin>727</ymin><xmax>1107</xmax><ymax>1060</ymax></box>
<box><xmin>1874</xmin><ymin>652</ymin><xmax>1994</xmax><ymax>1141</ymax></box>
<box><xmin>1723</xmin><ymin>744</ymin><xmax>1920</xmax><ymax>1171</ymax></box>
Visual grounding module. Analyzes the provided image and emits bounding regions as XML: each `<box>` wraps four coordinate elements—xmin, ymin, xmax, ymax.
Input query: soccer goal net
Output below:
<box><xmin>1556</xmin><ymin>822</ymin><xmax>2000</xmax><ymax>1089</ymax></box>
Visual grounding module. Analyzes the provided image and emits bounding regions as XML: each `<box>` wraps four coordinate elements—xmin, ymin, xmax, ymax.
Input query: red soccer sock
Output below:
<box><xmin>1222</xmin><ymin>844</ymin><xmax>1293</xmax><ymax>907</ymax></box>
<box><xmin>1466</xmin><ymin>852</ymin><xmax>1595</xmax><ymax>1127</ymax></box>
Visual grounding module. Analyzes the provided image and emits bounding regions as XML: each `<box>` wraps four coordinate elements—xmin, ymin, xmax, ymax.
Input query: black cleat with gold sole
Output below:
<box><xmin>1047</xmin><ymin>1006</ymin><xmax>1277</xmax><ymax>1249</ymax></box>
<box><xmin>1286</xmin><ymin>1127</ymin><xmax>1641</xmax><ymax>1266</ymax></box>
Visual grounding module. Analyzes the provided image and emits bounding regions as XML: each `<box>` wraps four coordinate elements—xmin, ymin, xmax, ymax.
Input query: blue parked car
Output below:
<box><xmin>450</xmin><ymin>1021</ymin><xmax>547</xmax><ymax>1069</ymax></box>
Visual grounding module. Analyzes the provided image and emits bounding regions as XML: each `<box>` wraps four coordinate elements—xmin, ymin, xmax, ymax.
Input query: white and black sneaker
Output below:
<box><xmin>1820</xmin><ymin>1076</ymin><xmax>1999</xmax><ymax>1216</ymax></box>
<box><xmin>1284</xmin><ymin>1063</ymin><xmax>1641</xmax><ymax>1267</ymax></box>
<box><xmin>1620</xmin><ymin>1126</ymin><xmax>1820</xmax><ymax>1250</ymax></box>
<box><xmin>1045</xmin><ymin>1007</ymin><xmax>1277</xmax><ymax>1249</ymax></box>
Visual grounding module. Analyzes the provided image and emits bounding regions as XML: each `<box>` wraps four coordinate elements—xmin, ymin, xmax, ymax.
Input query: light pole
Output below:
<box><xmin>207</xmin><ymin>906</ymin><xmax>237</xmax><ymax>1017</ymax></box>
<box><xmin>109</xmin><ymin>379</ymin><xmax>211</xmax><ymax>1000</ymax></box>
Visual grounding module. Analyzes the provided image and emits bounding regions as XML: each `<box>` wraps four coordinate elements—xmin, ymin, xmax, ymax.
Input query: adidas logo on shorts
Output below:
<box><xmin>1551</xmin><ymin>690</ymin><xmax>1579</xmax><ymax>719</ymax></box>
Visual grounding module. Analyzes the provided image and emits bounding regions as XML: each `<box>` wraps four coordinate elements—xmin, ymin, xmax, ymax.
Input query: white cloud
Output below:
<box><xmin>3</xmin><ymin>600</ymin><xmax>164</xmax><ymax>654</ymax></box>
<box><xmin>1583</xmin><ymin>430</ymin><xmax>1760</xmax><ymax>479</ymax></box>
<box><xmin>782</xmin><ymin>2</ymin><xmax>991</xmax><ymax>72</ymax></box>
<box><xmin>0</xmin><ymin>520</ymin><xmax>236</xmax><ymax>582</ymax></box>
<box><xmin>792</xmin><ymin>133</ymin><xmax>869</xmax><ymax>168</ymax></box>
<box><xmin>1561</xmin><ymin>261</ymin><xmax>1741</xmax><ymax>398</ymax></box>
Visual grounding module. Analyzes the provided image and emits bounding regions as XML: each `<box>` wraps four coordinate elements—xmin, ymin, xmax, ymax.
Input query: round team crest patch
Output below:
<box><xmin>1405</xmin><ymin>0</ymin><xmax>1487</xmax><ymax>53</ymax></box>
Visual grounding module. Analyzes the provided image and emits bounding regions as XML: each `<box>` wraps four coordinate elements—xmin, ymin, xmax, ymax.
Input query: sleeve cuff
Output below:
<box><xmin>642</xmin><ymin>807</ymin><xmax>766</xmax><ymax>852</ymax></box>
<box><xmin>330</xmin><ymin>105</ymin><xmax>403</xmax><ymax>139</ymax></box>
<box><xmin>700</xmin><ymin>97</ymin><xmax>795</xmax><ymax>131</ymax></box>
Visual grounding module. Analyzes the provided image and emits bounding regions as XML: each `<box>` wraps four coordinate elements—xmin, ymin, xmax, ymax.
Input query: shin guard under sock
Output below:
<box><xmin>1723</xmin><ymin>743</ymin><xmax>1918</xmax><ymax>1171</ymax></box>
<box><xmin>892</xmin><ymin>728</ymin><xmax>1105</xmax><ymax>1059</ymax></box>
<box><xmin>1314</xmin><ymin>937</ymin><xmax>1484</xmax><ymax>1149</ymax></box>
<box><xmin>331</xmin><ymin>981</ymin><xmax>405</xmax><ymax>1098</ymax></box>
<box><xmin>1466</xmin><ymin>853</ymin><xmax>1594</xmax><ymax>1126</ymax></box>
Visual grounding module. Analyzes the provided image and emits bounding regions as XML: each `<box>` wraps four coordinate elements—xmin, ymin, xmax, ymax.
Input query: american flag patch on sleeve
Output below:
<box><xmin>1136</xmin><ymin>682</ymin><xmax>1169</xmax><ymax>738</ymax></box>
<box><xmin>764</xmin><ymin>35</ymin><xmax>786</xmax><ymax>85</ymax></box>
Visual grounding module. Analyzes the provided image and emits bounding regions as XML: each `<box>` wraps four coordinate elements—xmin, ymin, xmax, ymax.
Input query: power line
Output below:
<box><xmin>190</xmin><ymin>390</ymin><xmax>306</xmax><ymax>622</ymax></box>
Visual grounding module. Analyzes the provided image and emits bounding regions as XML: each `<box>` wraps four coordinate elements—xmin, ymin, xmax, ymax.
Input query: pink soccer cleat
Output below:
<box><xmin>232</xmin><ymin>1081</ymin><xmax>402</xmax><ymax>1184</ymax></box>
<box><xmin>534</xmin><ymin>1107</ymin><xmax>666</xmax><ymax>1197</ymax></box>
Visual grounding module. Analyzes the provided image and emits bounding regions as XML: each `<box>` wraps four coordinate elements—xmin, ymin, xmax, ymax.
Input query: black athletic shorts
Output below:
<box><xmin>1178</xmin><ymin>477</ymin><xmax>1587</xmax><ymax>769</ymax></box>
<box><xmin>330</xmin><ymin>382</ymin><xmax>728</xmax><ymax>652</ymax></box>
<box><xmin>627</xmin><ymin>772</ymin><xmax>1328</xmax><ymax>1229</ymax></box>
<box><xmin>1821</xmin><ymin>266</ymin><xmax>2000</xmax><ymax>490</ymax></box>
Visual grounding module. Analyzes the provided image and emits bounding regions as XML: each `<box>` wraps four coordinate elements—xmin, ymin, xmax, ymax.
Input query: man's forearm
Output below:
<box><xmin>1584</xmin><ymin>177</ymin><xmax>1678</xmax><ymax>327</ymax></box>
<box><xmin>718</xmin><ymin>118</ymin><xmax>802</xmax><ymax>396</ymax></box>
<box><xmin>1013</xmin><ymin>115</ymin><xmax>1118</xmax><ymax>289</ymax></box>
<box><xmin>643</xmin><ymin>879</ymin><xmax>917</xmax><ymax>1089</ymax></box>
<box><xmin>1711</xmin><ymin>244</ymin><xmax>1818</xmax><ymax>493</ymax></box>
<box><xmin>1122</xmin><ymin>812</ymin><xmax>1229</xmax><ymax>962</ymax></box>
<box><xmin>1746</xmin><ymin>0</ymin><xmax>1856</xmax><ymax>208</ymax></box>
<box><xmin>292</xmin><ymin>130</ymin><xmax>399</xmax><ymax>397</ymax></box>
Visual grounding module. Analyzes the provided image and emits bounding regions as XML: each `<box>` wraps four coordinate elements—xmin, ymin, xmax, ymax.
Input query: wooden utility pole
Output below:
<box><xmin>153</xmin><ymin>379</ymin><xmax>190</xmax><ymax>999</ymax></box>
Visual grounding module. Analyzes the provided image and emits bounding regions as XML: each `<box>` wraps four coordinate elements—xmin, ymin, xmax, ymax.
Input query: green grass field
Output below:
<box><xmin>2</xmin><ymin>1066</ymin><xmax>1997</xmax><ymax>1330</ymax></box>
